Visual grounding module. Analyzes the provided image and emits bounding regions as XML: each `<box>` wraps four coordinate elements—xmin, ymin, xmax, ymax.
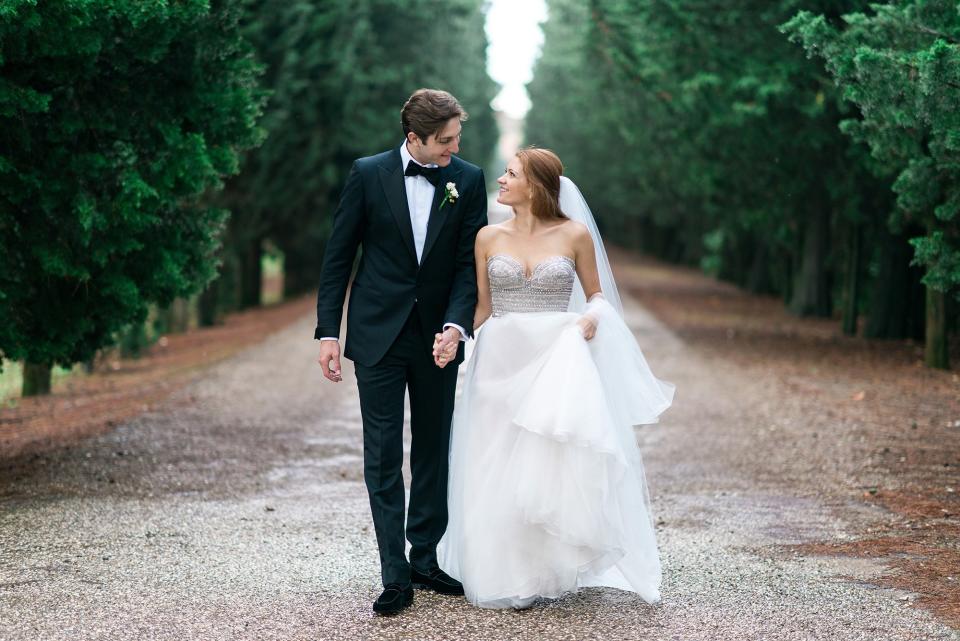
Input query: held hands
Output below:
<box><xmin>318</xmin><ymin>340</ymin><xmax>343</xmax><ymax>382</ymax></box>
<box><xmin>432</xmin><ymin>327</ymin><xmax>461</xmax><ymax>368</ymax></box>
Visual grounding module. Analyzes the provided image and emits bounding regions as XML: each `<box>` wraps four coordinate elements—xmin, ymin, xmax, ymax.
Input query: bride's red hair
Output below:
<box><xmin>516</xmin><ymin>147</ymin><xmax>568</xmax><ymax>221</ymax></box>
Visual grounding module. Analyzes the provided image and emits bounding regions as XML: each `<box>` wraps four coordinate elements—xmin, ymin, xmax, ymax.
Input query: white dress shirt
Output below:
<box><xmin>400</xmin><ymin>141</ymin><xmax>436</xmax><ymax>264</ymax></box>
<box><xmin>320</xmin><ymin>142</ymin><xmax>465</xmax><ymax>344</ymax></box>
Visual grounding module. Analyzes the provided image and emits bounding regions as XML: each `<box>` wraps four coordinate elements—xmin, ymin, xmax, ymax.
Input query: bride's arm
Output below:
<box><xmin>472</xmin><ymin>227</ymin><xmax>494</xmax><ymax>331</ymax></box>
<box><xmin>572</xmin><ymin>222</ymin><xmax>602</xmax><ymax>299</ymax></box>
<box><xmin>572</xmin><ymin>223</ymin><xmax>604</xmax><ymax>339</ymax></box>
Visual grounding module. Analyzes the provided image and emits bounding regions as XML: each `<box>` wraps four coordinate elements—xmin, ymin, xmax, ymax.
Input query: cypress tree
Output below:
<box><xmin>0</xmin><ymin>0</ymin><xmax>265</xmax><ymax>394</ymax></box>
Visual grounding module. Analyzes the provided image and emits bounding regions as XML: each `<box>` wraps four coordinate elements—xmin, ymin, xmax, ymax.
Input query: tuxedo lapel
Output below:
<box><xmin>378</xmin><ymin>149</ymin><xmax>418</xmax><ymax>264</ymax></box>
<box><xmin>421</xmin><ymin>163</ymin><xmax>463</xmax><ymax>265</ymax></box>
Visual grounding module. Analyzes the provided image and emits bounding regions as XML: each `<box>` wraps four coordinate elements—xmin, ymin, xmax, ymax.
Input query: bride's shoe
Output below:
<box><xmin>411</xmin><ymin>567</ymin><xmax>465</xmax><ymax>595</ymax></box>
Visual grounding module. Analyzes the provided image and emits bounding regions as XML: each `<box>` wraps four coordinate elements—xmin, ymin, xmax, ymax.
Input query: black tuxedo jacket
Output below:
<box><xmin>314</xmin><ymin>147</ymin><xmax>487</xmax><ymax>367</ymax></box>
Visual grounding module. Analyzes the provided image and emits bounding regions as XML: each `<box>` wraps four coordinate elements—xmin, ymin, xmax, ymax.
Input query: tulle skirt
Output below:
<box><xmin>437</xmin><ymin>299</ymin><xmax>675</xmax><ymax>608</ymax></box>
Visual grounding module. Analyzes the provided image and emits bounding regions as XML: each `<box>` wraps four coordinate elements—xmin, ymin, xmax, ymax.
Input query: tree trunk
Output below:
<box><xmin>629</xmin><ymin>215</ymin><xmax>644</xmax><ymax>253</ymax></box>
<box><xmin>157</xmin><ymin>298</ymin><xmax>190</xmax><ymax>335</ymax></box>
<box><xmin>282</xmin><ymin>255</ymin><xmax>315</xmax><ymax>299</ymax></box>
<box><xmin>745</xmin><ymin>241</ymin><xmax>775</xmax><ymax>295</ymax></box>
<box><xmin>170</xmin><ymin>297</ymin><xmax>191</xmax><ymax>333</ymax></box>
<box><xmin>782</xmin><ymin>244</ymin><xmax>795</xmax><ymax>306</ymax></box>
<box><xmin>638</xmin><ymin>218</ymin><xmax>653</xmax><ymax>254</ymax></box>
<box><xmin>925</xmin><ymin>286</ymin><xmax>949</xmax><ymax>369</ymax></box>
<box><xmin>719</xmin><ymin>234</ymin><xmax>747</xmax><ymax>287</ymax></box>
<box><xmin>22</xmin><ymin>362</ymin><xmax>52</xmax><ymax>397</ymax></box>
<box><xmin>864</xmin><ymin>226</ymin><xmax>925</xmax><ymax>340</ymax></box>
<box><xmin>119</xmin><ymin>321</ymin><xmax>149</xmax><ymax>358</ymax></box>
<box><xmin>841</xmin><ymin>223</ymin><xmax>861</xmax><ymax>336</ymax></box>
<box><xmin>788</xmin><ymin>206</ymin><xmax>832</xmax><ymax>317</ymax></box>
<box><xmin>239</xmin><ymin>236</ymin><xmax>263</xmax><ymax>309</ymax></box>
<box><xmin>199</xmin><ymin>279</ymin><xmax>221</xmax><ymax>327</ymax></box>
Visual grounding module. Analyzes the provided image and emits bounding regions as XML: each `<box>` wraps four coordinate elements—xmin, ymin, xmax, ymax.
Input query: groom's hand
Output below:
<box><xmin>432</xmin><ymin>328</ymin><xmax>461</xmax><ymax>368</ymax></box>
<box><xmin>318</xmin><ymin>340</ymin><xmax>342</xmax><ymax>382</ymax></box>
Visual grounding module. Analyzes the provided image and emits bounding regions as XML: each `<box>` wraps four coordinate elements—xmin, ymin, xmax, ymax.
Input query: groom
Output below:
<box><xmin>314</xmin><ymin>89</ymin><xmax>487</xmax><ymax>614</ymax></box>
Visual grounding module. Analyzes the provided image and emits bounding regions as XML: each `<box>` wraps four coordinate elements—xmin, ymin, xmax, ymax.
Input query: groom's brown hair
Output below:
<box><xmin>401</xmin><ymin>89</ymin><xmax>468</xmax><ymax>143</ymax></box>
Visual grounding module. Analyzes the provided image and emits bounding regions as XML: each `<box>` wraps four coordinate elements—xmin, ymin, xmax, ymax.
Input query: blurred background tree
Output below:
<box><xmin>0</xmin><ymin>0</ymin><xmax>499</xmax><ymax>397</ymax></box>
<box><xmin>207</xmin><ymin>0</ymin><xmax>499</xmax><ymax>318</ymax></box>
<box><xmin>526</xmin><ymin>0</ymin><xmax>956</xmax><ymax>368</ymax></box>
<box><xmin>0</xmin><ymin>0</ymin><xmax>265</xmax><ymax>396</ymax></box>
<box><xmin>785</xmin><ymin>0</ymin><xmax>960</xmax><ymax>367</ymax></box>
<box><xmin>3</xmin><ymin>0</ymin><xmax>956</xmax><ymax>396</ymax></box>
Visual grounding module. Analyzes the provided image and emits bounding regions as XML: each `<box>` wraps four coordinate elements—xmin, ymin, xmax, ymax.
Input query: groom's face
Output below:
<box><xmin>408</xmin><ymin>117</ymin><xmax>462</xmax><ymax>167</ymax></box>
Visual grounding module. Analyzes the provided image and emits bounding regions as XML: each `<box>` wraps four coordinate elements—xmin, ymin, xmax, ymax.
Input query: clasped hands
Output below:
<box><xmin>432</xmin><ymin>327</ymin><xmax>461</xmax><ymax>368</ymax></box>
<box><xmin>323</xmin><ymin>313</ymin><xmax>599</xmax><ymax>379</ymax></box>
<box><xmin>317</xmin><ymin>327</ymin><xmax>463</xmax><ymax>380</ymax></box>
<box><xmin>431</xmin><ymin>313</ymin><xmax>599</xmax><ymax>369</ymax></box>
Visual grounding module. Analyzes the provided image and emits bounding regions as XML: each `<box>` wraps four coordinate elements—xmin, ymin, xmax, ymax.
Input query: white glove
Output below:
<box><xmin>577</xmin><ymin>293</ymin><xmax>605</xmax><ymax>340</ymax></box>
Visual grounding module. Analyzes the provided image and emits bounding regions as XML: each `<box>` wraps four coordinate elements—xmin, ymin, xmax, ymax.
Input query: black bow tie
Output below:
<box><xmin>405</xmin><ymin>160</ymin><xmax>441</xmax><ymax>186</ymax></box>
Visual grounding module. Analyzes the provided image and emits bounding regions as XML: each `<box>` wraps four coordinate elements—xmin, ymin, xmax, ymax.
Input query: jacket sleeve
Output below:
<box><xmin>314</xmin><ymin>161</ymin><xmax>364</xmax><ymax>340</ymax></box>
<box><xmin>443</xmin><ymin>169</ymin><xmax>487</xmax><ymax>338</ymax></box>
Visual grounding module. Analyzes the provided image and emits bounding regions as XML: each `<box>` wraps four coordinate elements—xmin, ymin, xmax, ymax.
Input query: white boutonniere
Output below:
<box><xmin>439</xmin><ymin>181</ymin><xmax>459</xmax><ymax>210</ymax></box>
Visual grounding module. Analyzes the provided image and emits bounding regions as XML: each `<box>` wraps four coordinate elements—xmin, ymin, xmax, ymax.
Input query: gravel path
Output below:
<box><xmin>1</xmin><ymin>291</ymin><xmax>957</xmax><ymax>641</ymax></box>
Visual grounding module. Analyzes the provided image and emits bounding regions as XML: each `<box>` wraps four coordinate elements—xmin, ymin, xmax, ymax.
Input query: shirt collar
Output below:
<box><xmin>400</xmin><ymin>141</ymin><xmax>438</xmax><ymax>170</ymax></box>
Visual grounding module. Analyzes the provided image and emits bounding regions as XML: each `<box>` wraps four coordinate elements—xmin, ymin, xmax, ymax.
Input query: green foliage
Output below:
<box><xmin>526</xmin><ymin>0</ymin><xmax>957</xmax><ymax>358</ymax></box>
<box><xmin>220</xmin><ymin>0</ymin><xmax>499</xmax><ymax>301</ymax></box>
<box><xmin>537</xmin><ymin>1</ymin><xmax>877</xmax><ymax>232</ymax></box>
<box><xmin>0</xmin><ymin>0</ymin><xmax>265</xmax><ymax>370</ymax></box>
<box><xmin>784</xmin><ymin>1</ymin><xmax>960</xmax><ymax>294</ymax></box>
<box><xmin>525</xmin><ymin>0</ymin><xmax>915</xmax><ymax>323</ymax></box>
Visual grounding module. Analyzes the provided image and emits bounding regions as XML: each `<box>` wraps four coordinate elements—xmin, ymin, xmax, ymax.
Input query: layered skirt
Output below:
<box><xmin>437</xmin><ymin>299</ymin><xmax>675</xmax><ymax>608</ymax></box>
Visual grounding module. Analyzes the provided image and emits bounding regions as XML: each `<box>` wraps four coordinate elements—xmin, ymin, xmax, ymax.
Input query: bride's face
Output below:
<box><xmin>496</xmin><ymin>156</ymin><xmax>530</xmax><ymax>206</ymax></box>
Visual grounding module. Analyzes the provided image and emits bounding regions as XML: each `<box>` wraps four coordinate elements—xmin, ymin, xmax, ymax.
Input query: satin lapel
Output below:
<box><xmin>378</xmin><ymin>151</ymin><xmax>418</xmax><ymax>264</ymax></box>
<box><xmin>421</xmin><ymin>164</ymin><xmax>463</xmax><ymax>266</ymax></box>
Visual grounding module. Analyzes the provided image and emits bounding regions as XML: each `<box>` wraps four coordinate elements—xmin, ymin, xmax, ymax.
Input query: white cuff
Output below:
<box><xmin>443</xmin><ymin>322</ymin><xmax>467</xmax><ymax>342</ymax></box>
<box><xmin>319</xmin><ymin>337</ymin><xmax>339</xmax><ymax>342</ymax></box>
<box><xmin>581</xmin><ymin>294</ymin><xmax>606</xmax><ymax>326</ymax></box>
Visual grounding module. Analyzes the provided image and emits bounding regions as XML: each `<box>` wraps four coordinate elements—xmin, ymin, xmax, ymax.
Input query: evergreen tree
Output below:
<box><xmin>784</xmin><ymin>0</ymin><xmax>960</xmax><ymax>368</ymax></box>
<box><xmin>0</xmin><ymin>0</ymin><xmax>265</xmax><ymax>394</ymax></box>
<box><xmin>526</xmin><ymin>0</ymin><xmax>919</xmax><ymax>342</ymax></box>
<box><xmin>217</xmin><ymin>0</ymin><xmax>499</xmax><ymax>310</ymax></box>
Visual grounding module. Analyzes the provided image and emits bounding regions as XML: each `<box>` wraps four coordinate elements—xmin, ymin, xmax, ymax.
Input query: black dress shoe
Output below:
<box><xmin>373</xmin><ymin>582</ymin><xmax>413</xmax><ymax>615</ymax></box>
<box><xmin>411</xmin><ymin>567</ymin><xmax>465</xmax><ymax>596</ymax></box>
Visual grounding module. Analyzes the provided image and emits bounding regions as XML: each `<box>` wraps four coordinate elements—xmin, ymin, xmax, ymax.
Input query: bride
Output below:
<box><xmin>433</xmin><ymin>147</ymin><xmax>675</xmax><ymax>609</ymax></box>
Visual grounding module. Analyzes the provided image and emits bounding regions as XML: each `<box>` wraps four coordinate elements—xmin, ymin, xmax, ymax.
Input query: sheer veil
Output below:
<box><xmin>440</xmin><ymin>174</ymin><xmax>673</xmax><ymax>608</ymax></box>
<box><xmin>559</xmin><ymin>176</ymin><xmax>624</xmax><ymax>317</ymax></box>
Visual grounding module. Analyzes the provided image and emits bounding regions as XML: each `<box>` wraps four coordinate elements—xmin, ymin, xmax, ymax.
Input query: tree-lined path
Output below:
<box><xmin>4</xmin><ymin>2</ymin><xmax>959</xmax><ymax>636</ymax></box>
<box><xmin>2</xmin><ymin>251</ymin><xmax>957</xmax><ymax>641</ymax></box>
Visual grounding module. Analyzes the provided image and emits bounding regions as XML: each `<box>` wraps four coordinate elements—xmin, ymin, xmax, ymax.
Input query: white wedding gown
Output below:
<box><xmin>437</xmin><ymin>253</ymin><xmax>675</xmax><ymax>609</ymax></box>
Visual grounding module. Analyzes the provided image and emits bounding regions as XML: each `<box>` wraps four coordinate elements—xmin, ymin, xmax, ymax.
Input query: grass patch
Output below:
<box><xmin>0</xmin><ymin>360</ymin><xmax>82</xmax><ymax>404</ymax></box>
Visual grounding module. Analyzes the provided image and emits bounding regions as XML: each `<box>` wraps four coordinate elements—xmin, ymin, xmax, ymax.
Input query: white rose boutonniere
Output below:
<box><xmin>439</xmin><ymin>181</ymin><xmax>459</xmax><ymax>210</ymax></box>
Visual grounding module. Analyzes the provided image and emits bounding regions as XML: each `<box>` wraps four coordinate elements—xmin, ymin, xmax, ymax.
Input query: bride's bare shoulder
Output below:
<box><xmin>559</xmin><ymin>218</ymin><xmax>590</xmax><ymax>240</ymax></box>
<box><xmin>476</xmin><ymin>222</ymin><xmax>510</xmax><ymax>247</ymax></box>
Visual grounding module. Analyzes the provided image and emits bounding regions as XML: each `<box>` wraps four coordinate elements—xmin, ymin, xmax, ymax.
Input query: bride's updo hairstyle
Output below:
<box><xmin>516</xmin><ymin>147</ymin><xmax>568</xmax><ymax>221</ymax></box>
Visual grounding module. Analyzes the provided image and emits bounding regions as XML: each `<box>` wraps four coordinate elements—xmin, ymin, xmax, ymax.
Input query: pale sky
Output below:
<box><xmin>485</xmin><ymin>0</ymin><xmax>548</xmax><ymax>119</ymax></box>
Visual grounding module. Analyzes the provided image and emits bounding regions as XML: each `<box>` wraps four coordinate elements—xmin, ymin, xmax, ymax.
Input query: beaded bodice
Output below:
<box><xmin>487</xmin><ymin>254</ymin><xmax>575</xmax><ymax>316</ymax></box>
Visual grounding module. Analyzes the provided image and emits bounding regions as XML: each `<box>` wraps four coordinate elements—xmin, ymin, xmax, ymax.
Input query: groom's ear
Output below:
<box><xmin>406</xmin><ymin>131</ymin><xmax>424</xmax><ymax>146</ymax></box>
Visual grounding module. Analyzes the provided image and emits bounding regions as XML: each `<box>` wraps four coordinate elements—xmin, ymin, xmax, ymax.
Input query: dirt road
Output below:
<box><xmin>1</xmin><ymin>262</ymin><xmax>957</xmax><ymax>640</ymax></box>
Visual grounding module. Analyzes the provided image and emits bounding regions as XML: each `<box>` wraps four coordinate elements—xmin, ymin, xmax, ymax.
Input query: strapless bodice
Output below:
<box><xmin>487</xmin><ymin>254</ymin><xmax>575</xmax><ymax>315</ymax></box>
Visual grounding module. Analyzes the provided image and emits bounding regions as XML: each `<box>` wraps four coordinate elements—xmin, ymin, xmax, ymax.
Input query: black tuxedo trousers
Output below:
<box><xmin>354</xmin><ymin>303</ymin><xmax>459</xmax><ymax>585</ymax></box>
